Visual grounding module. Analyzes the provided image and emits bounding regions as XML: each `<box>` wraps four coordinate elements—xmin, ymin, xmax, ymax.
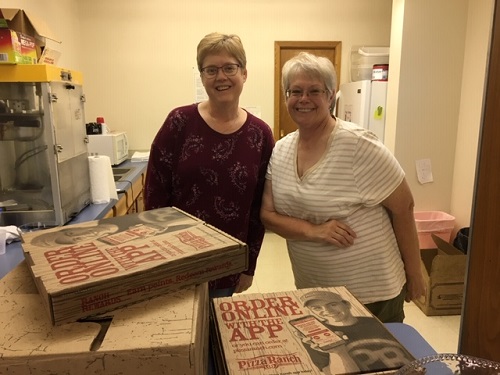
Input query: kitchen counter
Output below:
<box><xmin>0</xmin><ymin>160</ymin><xmax>148</xmax><ymax>280</ymax></box>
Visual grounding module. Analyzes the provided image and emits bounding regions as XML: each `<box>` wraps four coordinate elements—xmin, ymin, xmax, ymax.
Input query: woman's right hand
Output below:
<box><xmin>313</xmin><ymin>220</ymin><xmax>356</xmax><ymax>247</ymax></box>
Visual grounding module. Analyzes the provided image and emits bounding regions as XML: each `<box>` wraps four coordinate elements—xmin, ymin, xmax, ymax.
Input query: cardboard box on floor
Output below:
<box><xmin>0</xmin><ymin>8</ymin><xmax>60</xmax><ymax>64</ymax></box>
<box><xmin>414</xmin><ymin>234</ymin><xmax>467</xmax><ymax>316</ymax></box>
<box><xmin>0</xmin><ymin>261</ymin><xmax>208</xmax><ymax>375</ymax></box>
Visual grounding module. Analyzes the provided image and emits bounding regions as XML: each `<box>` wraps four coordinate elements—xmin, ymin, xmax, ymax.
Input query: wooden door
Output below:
<box><xmin>459</xmin><ymin>0</ymin><xmax>500</xmax><ymax>361</ymax></box>
<box><xmin>274</xmin><ymin>41</ymin><xmax>342</xmax><ymax>140</ymax></box>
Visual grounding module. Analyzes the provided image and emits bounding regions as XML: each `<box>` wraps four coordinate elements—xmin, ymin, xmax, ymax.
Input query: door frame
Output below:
<box><xmin>458</xmin><ymin>0</ymin><xmax>500</xmax><ymax>360</ymax></box>
<box><xmin>274</xmin><ymin>41</ymin><xmax>342</xmax><ymax>140</ymax></box>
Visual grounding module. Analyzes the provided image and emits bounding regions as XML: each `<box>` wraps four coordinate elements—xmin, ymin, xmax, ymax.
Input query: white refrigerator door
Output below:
<box><xmin>337</xmin><ymin>80</ymin><xmax>371</xmax><ymax>127</ymax></box>
<box><xmin>367</xmin><ymin>80</ymin><xmax>388</xmax><ymax>142</ymax></box>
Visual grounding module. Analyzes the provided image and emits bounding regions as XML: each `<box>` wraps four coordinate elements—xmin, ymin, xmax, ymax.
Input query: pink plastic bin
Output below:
<box><xmin>414</xmin><ymin>211</ymin><xmax>455</xmax><ymax>249</ymax></box>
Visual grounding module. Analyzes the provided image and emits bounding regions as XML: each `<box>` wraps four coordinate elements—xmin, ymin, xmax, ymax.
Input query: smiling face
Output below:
<box><xmin>60</xmin><ymin>224</ymin><xmax>118</xmax><ymax>243</ymax></box>
<box><xmin>306</xmin><ymin>298</ymin><xmax>353</xmax><ymax>323</ymax></box>
<box><xmin>30</xmin><ymin>223</ymin><xmax>120</xmax><ymax>247</ymax></box>
<box><xmin>286</xmin><ymin>71</ymin><xmax>334</xmax><ymax>128</ymax></box>
<box><xmin>201</xmin><ymin>52</ymin><xmax>247</xmax><ymax>105</ymax></box>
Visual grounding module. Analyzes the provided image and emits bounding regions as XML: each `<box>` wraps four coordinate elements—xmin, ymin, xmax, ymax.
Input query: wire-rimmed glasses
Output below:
<box><xmin>200</xmin><ymin>64</ymin><xmax>241</xmax><ymax>78</ymax></box>
<box><xmin>285</xmin><ymin>88</ymin><xmax>328</xmax><ymax>99</ymax></box>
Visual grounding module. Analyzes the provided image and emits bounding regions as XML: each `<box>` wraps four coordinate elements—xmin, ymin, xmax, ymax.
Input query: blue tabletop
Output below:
<box><xmin>386</xmin><ymin>322</ymin><xmax>437</xmax><ymax>358</ymax></box>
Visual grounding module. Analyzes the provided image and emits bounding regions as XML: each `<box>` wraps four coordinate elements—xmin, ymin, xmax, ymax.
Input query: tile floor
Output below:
<box><xmin>242</xmin><ymin>231</ymin><xmax>461</xmax><ymax>354</ymax></box>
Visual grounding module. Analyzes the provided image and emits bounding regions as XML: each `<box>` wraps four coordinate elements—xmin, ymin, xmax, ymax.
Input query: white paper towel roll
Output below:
<box><xmin>88</xmin><ymin>155</ymin><xmax>118</xmax><ymax>204</ymax></box>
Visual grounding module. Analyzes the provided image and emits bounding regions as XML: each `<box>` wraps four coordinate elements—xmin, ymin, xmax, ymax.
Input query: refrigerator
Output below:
<box><xmin>336</xmin><ymin>80</ymin><xmax>388</xmax><ymax>143</ymax></box>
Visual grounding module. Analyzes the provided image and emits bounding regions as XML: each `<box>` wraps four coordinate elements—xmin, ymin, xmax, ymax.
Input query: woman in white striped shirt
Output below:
<box><xmin>260</xmin><ymin>52</ymin><xmax>425</xmax><ymax>322</ymax></box>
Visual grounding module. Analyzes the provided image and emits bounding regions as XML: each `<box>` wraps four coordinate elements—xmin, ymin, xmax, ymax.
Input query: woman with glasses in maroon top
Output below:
<box><xmin>144</xmin><ymin>32</ymin><xmax>275</xmax><ymax>299</ymax></box>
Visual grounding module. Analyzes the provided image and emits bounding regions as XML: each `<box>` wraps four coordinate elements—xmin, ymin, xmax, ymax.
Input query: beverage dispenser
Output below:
<box><xmin>0</xmin><ymin>65</ymin><xmax>91</xmax><ymax>226</ymax></box>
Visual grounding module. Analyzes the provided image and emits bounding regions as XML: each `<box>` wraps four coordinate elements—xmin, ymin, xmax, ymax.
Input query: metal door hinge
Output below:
<box><xmin>49</xmin><ymin>93</ymin><xmax>58</xmax><ymax>103</ymax></box>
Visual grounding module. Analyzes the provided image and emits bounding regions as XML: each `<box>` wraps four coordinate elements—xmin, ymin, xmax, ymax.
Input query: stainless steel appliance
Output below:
<box><xmin>0</xmin><ymin>65</ymin><xmax>91</xmax><ymax>226</ymax></box>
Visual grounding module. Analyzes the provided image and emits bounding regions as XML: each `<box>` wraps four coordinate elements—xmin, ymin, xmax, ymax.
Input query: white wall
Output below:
<box><xmin>390</xmin><ymin>0</ymin><xmax>468</xmax><ymax>214</ymax></box>
<box><xmin>450</xmin><ymin>0</ymin><xmax>494</xmax><ymax>232</ymax></box>
<box><xmin>74</xmin><ymin>0</ymin><xmax>392</xmax><ymax>152</ymax></box>
<box><xmin>387</xmin><ymin>0</ymin><xmax>493</xmax><ymax>232</ymax></box>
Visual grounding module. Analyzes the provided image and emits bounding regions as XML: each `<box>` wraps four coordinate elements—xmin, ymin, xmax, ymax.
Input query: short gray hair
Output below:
<box><xmin>281</xmin><ymin>52</ymin><xmax>337</xmax><ymax>96</ymax></box>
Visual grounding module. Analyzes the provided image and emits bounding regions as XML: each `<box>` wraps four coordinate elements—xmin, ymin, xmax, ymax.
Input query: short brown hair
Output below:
<box><xmin>197</xmin><ymin>32</ymin><xmax>247</xmax><ymax>71</ymax></box>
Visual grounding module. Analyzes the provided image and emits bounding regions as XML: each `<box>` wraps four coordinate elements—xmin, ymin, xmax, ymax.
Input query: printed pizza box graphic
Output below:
<box><xmin>210</xmin><ymin>286</ymin><xmax>415</xmax><ymax>375</ymax></box>
<box><xmin>21</xmin><ymin>206</ymin><xmax>248</xmax><ymax>325</ymax></box>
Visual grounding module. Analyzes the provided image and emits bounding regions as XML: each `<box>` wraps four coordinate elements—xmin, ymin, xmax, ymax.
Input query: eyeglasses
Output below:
<box><xmin>285</xmin><ymin>88</ymin><xmax>328</xmax><ymax>99</ymax></box>
<box><xmin>200</xmin><ymin>63</ymin><xmax>241</xmax><ymax>78</ymax></box>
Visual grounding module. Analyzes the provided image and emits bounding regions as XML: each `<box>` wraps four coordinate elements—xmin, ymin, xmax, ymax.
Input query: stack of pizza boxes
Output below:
<box><xmin>210</xmin><ymin>286</ymin><xmax>415</xmax><ymax>375</ymax></box>
<box><xmin>21</xmin><ymin>206</ymin><xmax>248</xmax><ymax>325</ymax></box>
<box><xmin>0</xmin><ymin>206</ymin><xmax>248</xmax><ymax>374</ymax></box>
<box><xmin>0</xmin><ymin>261</ymin><xmax>209</xmax><ymax>374</ymax></box>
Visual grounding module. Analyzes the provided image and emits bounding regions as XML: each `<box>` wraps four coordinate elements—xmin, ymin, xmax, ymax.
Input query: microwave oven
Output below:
<box><xmin>87</xmin><ymin>131</ymin><xmax>129</xmax><ymax>165</ymax></box>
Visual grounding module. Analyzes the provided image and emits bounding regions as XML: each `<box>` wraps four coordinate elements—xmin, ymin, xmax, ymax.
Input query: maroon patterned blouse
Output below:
<box><xmin>144</xmin><ymin>103</ymin><xmax>275</xmax><ymax>290</ymax></box>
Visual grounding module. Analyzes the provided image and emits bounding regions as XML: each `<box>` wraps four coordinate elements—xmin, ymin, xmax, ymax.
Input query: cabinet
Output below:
<box><xmin>126</xmin><ymin>173</ymin><xmax>145</xmax><ymax>215</ymax></box>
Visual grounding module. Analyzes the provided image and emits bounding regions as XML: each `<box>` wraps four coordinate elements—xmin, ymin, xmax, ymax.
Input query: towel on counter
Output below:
<box><xmin>1</xmin><ymin>226</ymin><xmax>21</xmax><ymax>244</ymax></box>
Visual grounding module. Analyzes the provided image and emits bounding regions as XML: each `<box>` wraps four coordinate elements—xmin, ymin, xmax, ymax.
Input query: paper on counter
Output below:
<box><xmin>131</xmin><ymin>151</ymin><xmax>150</xmax><ymax>162</ymax></box>
<box><xmin>88</xmin><ymin>155</ymin><xmax>118</xmax><ymax>203</ymax></box>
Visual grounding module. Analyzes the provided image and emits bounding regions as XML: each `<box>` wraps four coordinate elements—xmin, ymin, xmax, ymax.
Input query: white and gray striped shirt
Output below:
<box><xmin>267</xmin><ymin>119</ymin><xmax>406</xmax><ymax>303</ymax></box>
